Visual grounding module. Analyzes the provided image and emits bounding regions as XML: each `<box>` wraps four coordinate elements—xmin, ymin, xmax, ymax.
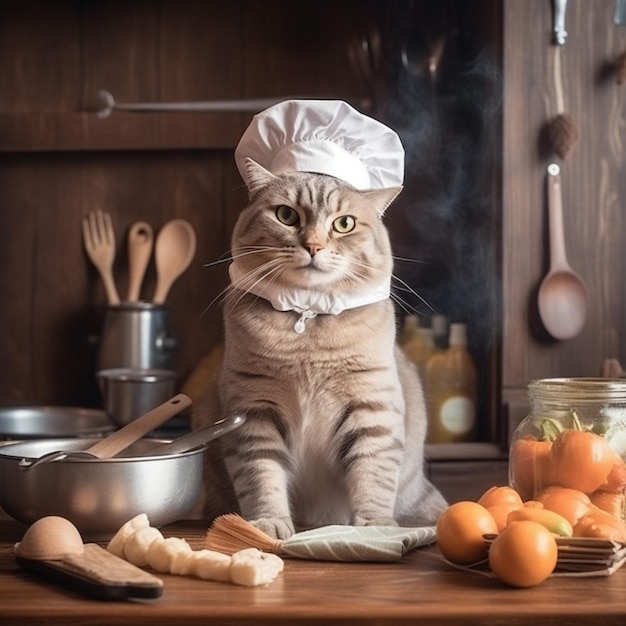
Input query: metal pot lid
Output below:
<box><xmin>0</xmin><ymin>407</ymin><xmax>113</xmax><ymax>440</ymax></box>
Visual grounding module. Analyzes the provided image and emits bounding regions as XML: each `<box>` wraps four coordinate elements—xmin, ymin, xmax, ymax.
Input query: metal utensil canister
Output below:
<box><xmin>97</xmin><ymin>302</ymin><xmax>177</xmax><ymax>371</ymax></box>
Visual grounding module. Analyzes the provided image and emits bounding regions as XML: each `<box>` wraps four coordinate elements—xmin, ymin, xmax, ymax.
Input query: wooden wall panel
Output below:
<box><xmin>240</xmin><ymin>1</ymin><xmax>364</xmax><ymax>99</ymax></box>
<box><xmin>0</xmin><ymin>2</ymin><xmax>81</xmax><ymax>112</ymax></box>
<box><xmin>0</xmin><ymin>159</ymin><xmax>38</xmax><ymax>403</ymax></box>
<box><xmin>79</xmin><ymin>1</ymin><xmax>160</xmax><ymax>108</ymax></box>
<box><xmin>159</xmin><ymin>0</ymin><xmax>243</xmax><ymax>101</ymax></box>
<box><xmin>502</xmin><ymin>0</ymin><xmax>626</xmax><ymax>405</ymax></box>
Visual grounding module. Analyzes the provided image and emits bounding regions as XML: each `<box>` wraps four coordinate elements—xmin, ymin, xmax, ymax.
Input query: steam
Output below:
<box><xmin>383</xmin><ymin>47</ymin><xmax>503</xmax><ymax>352</ymax></box>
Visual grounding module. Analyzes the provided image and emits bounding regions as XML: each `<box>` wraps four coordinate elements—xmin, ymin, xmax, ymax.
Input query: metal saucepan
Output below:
<box><xmin>0</xmin><ymin>414</ymin><xmax>246</xmax><ymax>540</ymax></box>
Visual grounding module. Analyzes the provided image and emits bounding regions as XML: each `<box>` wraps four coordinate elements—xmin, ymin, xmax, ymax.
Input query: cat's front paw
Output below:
<box><xmin>353</xmin><ymin>516</ymin><xmax>399</xmax><ymax>528</ymax></box>
<box><xmin>249</xmin><ymin>517</ymin><xmax>295</xmax><ymax>540</ymax></box>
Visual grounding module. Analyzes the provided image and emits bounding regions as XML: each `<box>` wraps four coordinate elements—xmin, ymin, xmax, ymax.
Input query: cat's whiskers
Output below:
<box><xmin>391</xmin><ymin>255</ymin><xmax>429</xmax><ymax>266</ymax></box>
<box><xmin>389</xmin><ymin>255</ymin><xmax>435</xmax><ymax>314</ymax></box>
<box><xmin>390</xmin><ymin>274</ymin><xmax>435</xmax><ymax>317</ymax></box>
<box><xmin>201</xmin><ymin>246</ymin><xmax>293</xmax><ymax>315</ymax></box>
<box><xmin>340</xmin><ymin>256</ymin><xmax>434</xmax><ymax>317</ymax></box>
<box><xmin>200</xmin><ymin>256</ymin><xmax>285</xmax><ymax>316</ymax></box>
<box><xmin>225</xmin><ymin>257</ymin><xmax>294</xmax><ymax>311</ymax></box>
<box><xmin>336</xmin><ymin>266</ymin><xmax>373</xmax><ymax>291</ymax></box>
<box><xmin>340</xmin><ymin>257</ymin><xmax>386</xmax><ymax>287</ymax></box>
<box><xmin>203</xmin><ymin>245</ymin><xmax>283</xmax><ymax>268</ymax></box>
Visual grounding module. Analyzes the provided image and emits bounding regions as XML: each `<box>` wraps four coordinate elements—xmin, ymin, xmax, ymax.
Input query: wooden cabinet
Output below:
<box><xmin>0</xmin><ymin>0</ymin><xmax>624</xmax><ymax>463</ymax></box>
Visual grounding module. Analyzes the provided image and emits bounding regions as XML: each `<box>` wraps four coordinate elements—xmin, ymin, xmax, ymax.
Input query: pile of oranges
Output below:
<box><xmin>436</xmin><ymin>427</ymin><xmax>626</xmax><ymax>587</ymax></box>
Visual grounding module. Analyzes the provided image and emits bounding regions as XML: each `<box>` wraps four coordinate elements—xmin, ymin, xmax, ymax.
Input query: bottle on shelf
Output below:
<box><xmin>431</xmin><ymin>314</ymin><xmax>448</xmax><ymax>350</ymax></box>
<box><xmin>398</xmin><ymin>314</ymin><xmax>421</xmax><ymax>346</ymax></box>
<box><xmin>400</xmin><ymin>316</ymin><xmax>440</xmax><ymax>380</ymax></box>
<box><xmin>424</xmin><ymin>322</ymin><xmax>478</xmax><ymax>443</ymax></box>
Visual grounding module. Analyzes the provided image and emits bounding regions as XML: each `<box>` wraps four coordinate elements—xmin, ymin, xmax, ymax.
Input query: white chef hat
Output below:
<box><xmin>234</xmin><ymin>99</ymin><xmax>404</xmax><ymax>191</ymax></box>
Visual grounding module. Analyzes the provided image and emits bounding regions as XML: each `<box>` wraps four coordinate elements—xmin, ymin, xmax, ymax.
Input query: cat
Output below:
<box><xmin>193</xmin><ymin>157</ymin><xmax>447</xmax><ymax>540</ymax></box>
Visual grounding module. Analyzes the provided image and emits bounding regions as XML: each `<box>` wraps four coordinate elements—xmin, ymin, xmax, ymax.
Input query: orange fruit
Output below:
<box><xmin>489</xmin><ymin>520</ymin><xmax>558</xmax><ymax>588</ymax></box>
<box><xmin>436</xmin><ymin>501</ymin><xmax>497</xmax><ymax>565</ymax></box>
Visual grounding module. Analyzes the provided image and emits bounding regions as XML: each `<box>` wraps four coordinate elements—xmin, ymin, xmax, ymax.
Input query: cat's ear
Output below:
<box><xmin>244</xmin><ymin>158</ymin><xmax>278</xmax><ymax>197</ymax></box>
<box><xmin>364</xmin><ymin>186</ymin><xmax>404</xmax><ymax>215</ymax></box>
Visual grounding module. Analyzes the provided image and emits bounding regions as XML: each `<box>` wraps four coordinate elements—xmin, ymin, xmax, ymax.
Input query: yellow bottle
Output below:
<box><xmin>424</xmin><ymin>323</ymin><xmax>477</xmax><ymax>443</ymax></box>
<box><xmin>400</xmin><ymin>317</ymin><xmax>439</xmax><ymax>379</ymax></box>
<box><xmin>398</xmin><ymin>314</ymin><xmax>420</xmax><ymax>346</ymax></box>
<box><xmin>405</xmin><ymin>328</ymin><xmax>438</xmax><ymax>378</ymax></box>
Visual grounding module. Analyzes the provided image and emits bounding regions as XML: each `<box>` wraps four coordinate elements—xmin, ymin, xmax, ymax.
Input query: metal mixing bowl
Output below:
<box><xmin>0</xmin><ymin>438</ymin><xmax>204</xmax><ymax>540</ymax></box>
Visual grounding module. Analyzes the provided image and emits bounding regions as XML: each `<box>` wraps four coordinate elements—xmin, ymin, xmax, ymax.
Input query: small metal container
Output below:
<box><xmin>97</xmin><ymin>368</ymin><xmax>178</xmax><ymax>427</ymax></box>
<box><xmin>98</xmin><ymin>302</ymin><xmax>177</xmax><ymax>371</ymax></box>
<box><xmin>0</xmin><ymin>438</ymin><xmax>204</xmax><ymax>540</ymax></box>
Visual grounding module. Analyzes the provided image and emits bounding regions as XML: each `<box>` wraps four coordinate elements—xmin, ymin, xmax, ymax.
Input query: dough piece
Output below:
<box><xmin>146</xmin><ymin>537</ymin><xmax>192</xmax><ymax>573</ymax></box>
<box><xmin>191</xmin><ymin>549</ymin><xmax>232</xmax><ymax>582</ymax></box>
<box><xmin>105</xmin><ymin>515</ymin><xmax>284</xmax><ymax>587</ymax></box>
<box><xmin>106</xmin><ymin>513</ymin><xmax>150</xmax><ymax>558</ymax></box>
<box><xmin>229</xmin><ymin>548</ymin><xmax>284</xmax><ymax>587</ymax></box>
<box><xmin>170</xmin><ymin>546</ymin><xmax>197</xmax><ymax>576</ymax></box>
<box><xmin>123</xmin><ymin>526</ymin><xmax>164</xmax><ymax>567</ymax></box>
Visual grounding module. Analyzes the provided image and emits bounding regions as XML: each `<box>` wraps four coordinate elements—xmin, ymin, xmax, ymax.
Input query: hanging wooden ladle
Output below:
<box><xmin>537</xmin><ymin>164</ymin><xmax>588</xmax><ymax>340</ymax></box>
<box><xmin>548</xmin><ymin>0</ymin><xmax>579</xmax><ymax>160</ymax></box>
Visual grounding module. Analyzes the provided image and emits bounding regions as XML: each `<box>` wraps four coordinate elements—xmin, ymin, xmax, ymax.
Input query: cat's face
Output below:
<box><xmin>231</xmin><ymin>159</ymin><xmax>402</xmax><ymax>292</ymax></box>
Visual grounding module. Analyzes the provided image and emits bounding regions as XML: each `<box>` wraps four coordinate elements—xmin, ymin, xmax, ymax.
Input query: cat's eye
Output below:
<box><xmin>332</xmin><ymin>215</ymin><xmax>356</xmax><ymax>233</ymax></box>
<box><xmin>275</xmin><ymin>205</ymin><xmax>299</xmax><ymax>226</ymax></box>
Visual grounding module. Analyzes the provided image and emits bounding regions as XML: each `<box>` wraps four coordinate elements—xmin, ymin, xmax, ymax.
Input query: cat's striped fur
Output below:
<box><xmin>194</xmin><ymin>159</ymin><xmax>447</xmax><ymax>539</ymax></box>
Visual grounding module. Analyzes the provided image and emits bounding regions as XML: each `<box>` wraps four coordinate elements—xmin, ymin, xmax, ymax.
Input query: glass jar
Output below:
<box><xmin>509</xmin><ymin>378</ymin><xmax>626</xmax><ymax>501</ymax></box>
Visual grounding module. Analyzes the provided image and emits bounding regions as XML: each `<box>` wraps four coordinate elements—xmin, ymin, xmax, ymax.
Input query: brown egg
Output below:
<box><xmin>14</xmin><ymin>516</ymin><xmax>84</xmax><ymax>560</ymax></box>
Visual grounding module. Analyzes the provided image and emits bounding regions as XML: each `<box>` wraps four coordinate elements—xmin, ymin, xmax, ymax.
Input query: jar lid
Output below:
<box><xmin>528</xmin><ymin>378</ymin><xmax>626</xmax><ymax>402</ymax></box>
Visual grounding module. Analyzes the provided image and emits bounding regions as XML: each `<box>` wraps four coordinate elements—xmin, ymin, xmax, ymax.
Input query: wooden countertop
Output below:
<box><xmin>2</xmin><ymin>519</ymin><xmax>626</xmax><ymax>626</ymax></box>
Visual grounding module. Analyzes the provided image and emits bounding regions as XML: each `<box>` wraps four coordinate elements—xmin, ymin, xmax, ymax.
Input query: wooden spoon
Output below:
<box><xmin>152</xmin><ymin>219</ymin><xmax>197</xmax><ymax>304</ymax></box>
<box><xmin>538</xmin><ymin>164</ymin><xmax>588</xmax><ymax>340</ymax></box>
<box><xmin>22</xmin><ymin>394</ymin><xmax>192</xmax><ymax>469</ymax></box>
<box><xmin>126</xmin><ymin>221</ymin><xmax>153</xmax><ymax>302</ymax></box>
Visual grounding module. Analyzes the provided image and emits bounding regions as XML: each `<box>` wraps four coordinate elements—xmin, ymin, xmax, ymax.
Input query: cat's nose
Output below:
<box><xmin>304</xmin><ymin>242</ymin><xmax>324</xmax><ymax>257</ymax></box>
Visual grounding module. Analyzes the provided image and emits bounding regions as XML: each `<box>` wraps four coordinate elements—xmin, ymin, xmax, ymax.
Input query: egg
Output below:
<box><xmin>14</xmin><ymin>516</ymin><xmax>84</xmax><ymax>560</ymax></box>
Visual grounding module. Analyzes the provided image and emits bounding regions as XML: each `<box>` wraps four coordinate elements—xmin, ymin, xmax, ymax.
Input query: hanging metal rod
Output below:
<box><xmin>96</xmin><ymin>90</ymin><xmax>371</xmax><ymax>119</ymax></box>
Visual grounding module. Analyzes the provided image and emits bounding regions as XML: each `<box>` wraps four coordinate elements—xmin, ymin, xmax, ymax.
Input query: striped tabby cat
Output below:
<box><xmin>194</xmin><ymin>158</ymin><xmax>447</xmax><ymax>539</ymax></box>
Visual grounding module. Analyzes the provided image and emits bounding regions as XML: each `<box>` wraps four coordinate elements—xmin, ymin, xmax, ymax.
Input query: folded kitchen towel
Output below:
<box><xmin>205</xmin><ymin>514</ymin><xmax>436</xmax><ymax>562</ymax></box>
